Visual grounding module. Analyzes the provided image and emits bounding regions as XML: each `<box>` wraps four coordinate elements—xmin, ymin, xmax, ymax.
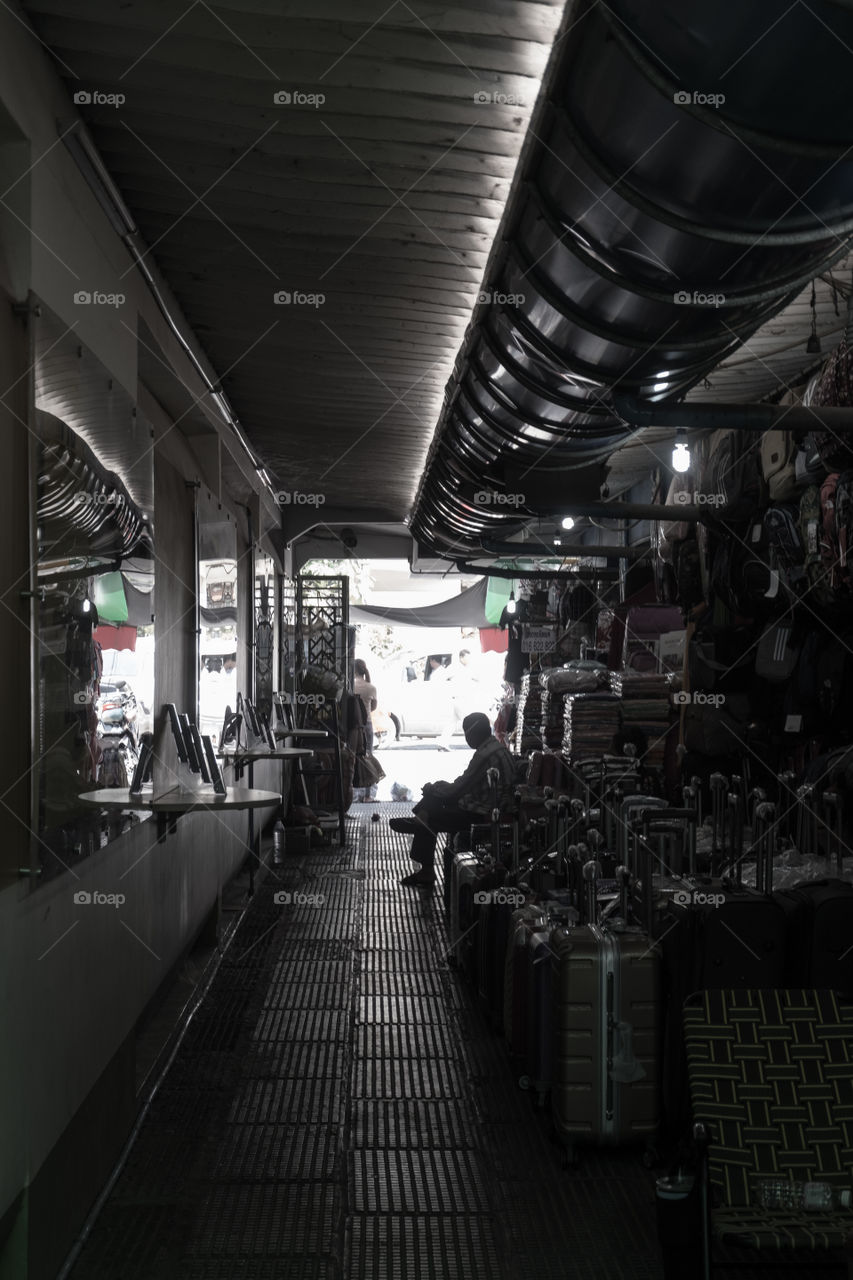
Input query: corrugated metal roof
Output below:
<box><xmin>23</xmin><ymin>0</ymin><xmax>566</xmax><ymax>520</ymax></box>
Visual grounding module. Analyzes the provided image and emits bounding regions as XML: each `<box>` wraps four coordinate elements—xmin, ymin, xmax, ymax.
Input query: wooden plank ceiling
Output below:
<box><xmin>22</xmin><ymin>0</ymin><xmax>566</xmax><ymax>521</ymax></box>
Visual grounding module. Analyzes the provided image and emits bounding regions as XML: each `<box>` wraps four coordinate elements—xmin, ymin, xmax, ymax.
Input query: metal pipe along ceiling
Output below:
<box><xmin>411</xmin><ymin>0</ymin><xmax>853</xmax><ymax>559</ymax></box>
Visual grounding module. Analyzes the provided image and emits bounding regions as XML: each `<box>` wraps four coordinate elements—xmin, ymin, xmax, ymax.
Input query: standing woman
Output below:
<box><xmin>353</xmin><ymin>658</ymin><xmax>378</xmax><ymax>753</ymax></box>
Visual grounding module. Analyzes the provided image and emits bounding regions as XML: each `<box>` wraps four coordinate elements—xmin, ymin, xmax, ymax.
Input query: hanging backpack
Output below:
<box><xmin>700</xmin><ymin>429</ymin><xmax>765</xmax><ymax>524</ymax></box>
<box><xmin>834</xmin><ymin>468</ymin><xmax>853</xmax><ymax>583</ymax></box>
<box><xmin>794</xmin><ymin>433</ymin><xmax>827</xmax><ymax>488</ymax></box>
<box><xmin>799</xmin><ymin>484</ymin><xmax>835</xmax><ymax>608</ymax></box>
<box><xmin>100</xmin><ymin>745</ymin><xmax>129</xmax><ymax>788</ymax></box>
<box><xmin>755</xmin><ymin>619</ymin><xmax>801</xmax><ymax>684</ymax></box>
<box><xmin>809</xmin><ymin>337</ymin><xmax>853</xmax><ymax>469</ymax></box>
<box><xmin>672</xmin><ymin>536</ymin><xmax>704</xmax><ymax>612</ymax></box>
<box><xmin>763</xmin><ymin>503</ymin><xmax>807</xmax><ymax>598</ymax></box>
<box><xmin>761</xmin><ymin>430</ymin><xmax>799</xmax><ymax>502</ymax></box>
<box><xmin>820</xmin><ymin>473</ymin><xmax>842</xmax><ymax>594</ymax></box>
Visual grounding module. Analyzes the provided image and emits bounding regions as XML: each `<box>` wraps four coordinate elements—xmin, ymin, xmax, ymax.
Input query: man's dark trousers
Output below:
<box><xmin>410</xmin><ymin>799</ymin><xmax>474</xmax><ymax>873</ymax></box>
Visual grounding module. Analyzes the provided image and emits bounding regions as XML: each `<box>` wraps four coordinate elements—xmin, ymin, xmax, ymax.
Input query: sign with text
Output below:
<box><xmin>521</xmin><ymin>625</ymin><xmax>556</xmax><ymax>654</ymax></box>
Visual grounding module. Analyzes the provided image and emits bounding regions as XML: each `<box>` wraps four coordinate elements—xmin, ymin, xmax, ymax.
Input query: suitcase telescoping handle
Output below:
<box><xmin>487</xmin><ymin>767</ymin><xmax>501</xmax><ymax>864</ymax></box>
<box><xmin>823</xmin><ymin>791</ymin><xmax>844</xmax><ymax>873</ymax></box>
<box><xmin>582</xmin><ymin>859</ymin><xmax>601</xmax><ymax>927</ymax></box>
<box><xmin>753</xmin><ymin>800</ymin><xmax>776</xmax><ymax>894</ymax></box>
<box><xmin>710</xmin><ymin>773</ymin><xmax>727</xmax><ymax>857</ymax></box>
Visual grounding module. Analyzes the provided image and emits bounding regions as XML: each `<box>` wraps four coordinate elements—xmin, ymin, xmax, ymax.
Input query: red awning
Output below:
<box><xmin>479</xmin><ymin>627</ymin><xmax>508</xmax><ymax>653</ymax></box>
<box><xmin>93</xmin><ymin>624</ymin><xmax>137</xmax><ymax>652</ymax></box>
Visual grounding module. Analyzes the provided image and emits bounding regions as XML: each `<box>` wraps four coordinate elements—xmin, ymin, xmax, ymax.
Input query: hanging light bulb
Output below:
<box><xmin>561</xmin><ymin>516</ymin><xmax>575</xmax><ymax>530</ymax></box>
<box><xmin>672</xmin><ymin>430</ymin><xmax>690</xmax><ymax>473</ymax></box>
<box><xmin>506</xmin><ymin>589</ymin><xmax>516</xmax><ymax>615</ymax></box>
<box><xmin>82</xmin><ymin>593</ymin><xmax>91</xmax><ymax>614</ymax></box>
<box><xmin>807</xmin><ymin>281</ymin><xmax>821</xmax><ymax>354</ymax></box>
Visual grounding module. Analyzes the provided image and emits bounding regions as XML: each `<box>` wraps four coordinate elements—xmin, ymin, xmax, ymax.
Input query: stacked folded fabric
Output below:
<box><xmin>540</xmin><ymin>689</ymin><xmax>567</xmax><ymax>749</ymax></box>
<box><xmin>613</xmin><ymin>672</ymin><xmax>673</xmax><ymax>770</ymax></box>
<box><xmin>562</xmin><ymin>692</ymin><xmax>622</xmax><ymax>761</ymax></box>
<box><xmin>515</xmin><ymin>673</ymin><xmax>544</xmax><ymax>751</ymax></box>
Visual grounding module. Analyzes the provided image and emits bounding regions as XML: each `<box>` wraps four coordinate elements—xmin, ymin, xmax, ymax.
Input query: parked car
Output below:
<box><xmin>371</xmin><ymin>658</ymin><xmax>462</xmax><ymax>742</ymax></box>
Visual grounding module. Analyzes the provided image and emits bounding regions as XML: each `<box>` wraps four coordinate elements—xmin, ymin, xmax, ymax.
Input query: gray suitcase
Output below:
<box><xmin>550</xmin><ymin>863</ymin><xmax>660</xmax><ymax>1162</ymax></box>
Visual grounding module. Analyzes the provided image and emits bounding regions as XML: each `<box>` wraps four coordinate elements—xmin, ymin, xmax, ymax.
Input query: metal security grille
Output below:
<box><xmin>254</xmin><ymin>563</ymin><xmax>275</xmax><ymax>720</ymax></box>
<box><xmin>296</xmin><ymin>576</ymin><xmax>350</xmax><ymax>689</ymax></box>
<box><xmin>280</xmin><ymin>577</ymin><xmax>297</xmax><ymax>693</ymax></box>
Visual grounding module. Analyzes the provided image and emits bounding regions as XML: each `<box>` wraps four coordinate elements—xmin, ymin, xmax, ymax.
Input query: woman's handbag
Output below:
<box><xmin>353</xmin><ymin>750</ymin><xmax>385</xmax><ymax>788</ymax></box>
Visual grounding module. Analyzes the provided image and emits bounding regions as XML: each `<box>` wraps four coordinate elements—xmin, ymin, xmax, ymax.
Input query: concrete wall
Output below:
<box><xmin>0</xmin><ymin>10</ymin><xmax>282</xmax><ymax>1278</ymax></box>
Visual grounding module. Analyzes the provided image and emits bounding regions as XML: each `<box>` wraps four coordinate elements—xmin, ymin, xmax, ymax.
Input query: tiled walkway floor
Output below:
<box><xmin>65</xmin><ymin>806</ymin><xmax>678</xmax><ymax>1279</ymax></box>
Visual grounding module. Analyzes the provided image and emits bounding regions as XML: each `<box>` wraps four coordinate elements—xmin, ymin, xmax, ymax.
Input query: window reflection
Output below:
<box><xmin>198</xmin><ymin>525</ymin><xmax>238</xmax><ymax>745</ymax></box>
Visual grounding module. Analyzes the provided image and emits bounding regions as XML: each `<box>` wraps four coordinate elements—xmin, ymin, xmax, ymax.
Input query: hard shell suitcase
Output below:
<box><xmin>504</xmin><ymin>904</ymin><xmax>548</xmax><ymax>1070</ymax></box>
<box><xmin>456</xmin><ymin>857</ymin><xmax>504</xmax><ymax>983</ymax></box>
<box><xmin>476</xmin><ymin>879</ymin><xmax>526</xmax><ymax>1030</ymax></box>
<box><xmin>653</xmin><ymin>801</ymin><xmax>787</xmax><ymax>1149</ymax></box>
<box><xmin>779</xmin><ymin>877</ymin><xmax>853</xmax><ymax>990</ymax></box>
<box><xmin>448</xmin><ymin>852</ymin><xmax>478</xmax><ymax>964</ymax></box>
<box><xmin>524</xmin><ymin>918</ymin><xmax>555</xmax><ymax>1106</ymax></box>
<box><xmin>550</xmin><ymin>920</ymin><xmax>660</xmax><ymax>1160</ymax></box>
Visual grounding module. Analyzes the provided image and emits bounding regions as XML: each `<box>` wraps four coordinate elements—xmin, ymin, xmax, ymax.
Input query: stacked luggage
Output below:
<box><xmin>442</xmin><ymin>760</ymin><xmax>853</xmax><ymax>1166</ymax></box>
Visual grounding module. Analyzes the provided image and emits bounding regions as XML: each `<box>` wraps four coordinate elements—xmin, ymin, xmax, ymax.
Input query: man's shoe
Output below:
<box><xmin>389</xmin><ymin>817</ymin><xmax>419</xmax><ymax>834</ymax></box>
<box><xmin>400</xmin><ymin>871</ymin><xmax>435</xmax><ymax>887</ymax></box>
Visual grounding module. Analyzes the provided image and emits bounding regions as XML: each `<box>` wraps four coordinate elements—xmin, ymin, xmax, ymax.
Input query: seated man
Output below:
<box><xmin>390</xmin><ymin>712</ymin><xmax>516</xmax><ymax>887</ymax></box>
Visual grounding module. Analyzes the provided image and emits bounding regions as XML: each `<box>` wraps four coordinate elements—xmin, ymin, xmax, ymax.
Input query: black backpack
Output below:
<box><xmin>672</xmin><ymin>537</ymin><xmax>704</xmax><ymax>611</ymax></box>
<box><xmin>763</xmin><ymin>504</ymin><xmax>807</xmax><ymax>597</ymax></box>
<box><xmin>701</xmin><ymin>429</ymin><xmax>766</xmax><ymax>524</ymax></box>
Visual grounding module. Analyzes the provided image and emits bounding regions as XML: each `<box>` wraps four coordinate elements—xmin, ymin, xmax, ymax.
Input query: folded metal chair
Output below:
<box><xmin>683</xmin><ymin>988</ymin><xmax>853</xmax><ymax>1277</ymax></box>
